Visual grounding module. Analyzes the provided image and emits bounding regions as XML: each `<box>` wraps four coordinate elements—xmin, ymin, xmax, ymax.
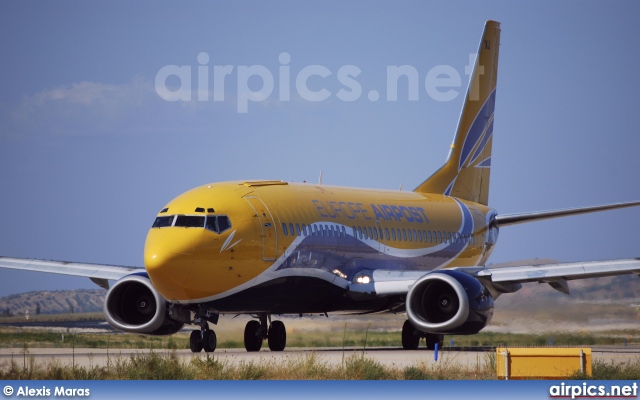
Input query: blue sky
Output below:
<box><xmin>1</xmin><ymin>1</ymin><xmax>639</xmax><ymax>297</ymax></box>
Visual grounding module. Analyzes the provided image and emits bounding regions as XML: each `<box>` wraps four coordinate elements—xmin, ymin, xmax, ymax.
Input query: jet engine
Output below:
<box><xmin>104</xmin><ymin>274</ymin><xmax>184</xmax><ymax>335</ymax></box>
<box><xmin>405</xmin><ymin>270</ymin><xmax>494</xmax><ymax>334</ymax></box>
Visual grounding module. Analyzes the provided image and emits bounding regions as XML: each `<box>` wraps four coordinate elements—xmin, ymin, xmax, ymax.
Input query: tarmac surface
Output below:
<box><xmin>2</xmin><ymin>346</ymin><xmax>640</xmax><ymax>370</ymax></box>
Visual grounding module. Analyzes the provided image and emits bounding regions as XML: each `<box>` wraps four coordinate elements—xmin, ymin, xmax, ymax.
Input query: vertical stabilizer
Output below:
<box><xmin>414</xmin><ymin>20</ymin><xmax>500</xmax><ymax>206</ymax></box>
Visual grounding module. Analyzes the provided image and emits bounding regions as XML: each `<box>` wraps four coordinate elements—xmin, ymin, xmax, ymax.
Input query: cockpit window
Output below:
<box><xmin>205</xmin><ymin>215</ymin><xmax>231</xmax><ymax>233</ymax></box>
<box><xmin>175</xmin><ymin>215</ymin><xmax>205</xmax><ymax>228</ymax></box>
<box><xmin>152</xmin><ymin>216</ymin><xmax>175</xmax><ymax>228</ymax></box>
<box><xmin>152</xmin><ymin>214</ymin><xmax>231</xmax><ymax>232</ymax></box>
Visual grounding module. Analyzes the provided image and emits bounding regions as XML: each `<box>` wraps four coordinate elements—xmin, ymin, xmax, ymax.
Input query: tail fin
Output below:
<box><xmin>414</xmin><ymin>20</ymin><xmax>500</xmax><ymax>206</ymax></box>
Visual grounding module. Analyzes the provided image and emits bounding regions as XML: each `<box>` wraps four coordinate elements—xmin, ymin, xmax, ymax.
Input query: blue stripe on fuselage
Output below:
<box><xmin>275</xmin><ymin>200</ymin><xmax>475</xmax><ymax>280</ymax></box>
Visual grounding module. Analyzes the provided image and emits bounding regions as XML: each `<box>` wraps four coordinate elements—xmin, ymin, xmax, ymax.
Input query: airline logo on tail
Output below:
<box><xmin>415</xmin><ymin>21</ymin><xmax>500</xmax><ymax>206</ymax></box>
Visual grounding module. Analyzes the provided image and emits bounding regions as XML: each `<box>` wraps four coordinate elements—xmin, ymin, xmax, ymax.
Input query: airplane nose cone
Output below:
<box><xmin>144</xmin><ymin>228</ymin><xmax>196</xmax><ymax>300</ymax></box>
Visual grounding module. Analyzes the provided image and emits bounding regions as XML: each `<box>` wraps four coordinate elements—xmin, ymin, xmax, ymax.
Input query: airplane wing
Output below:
<box><xmin>348</xmin><ymin>258</ymin><xmax>640</xmax><ymax>299</ymax></box>
<box><xmin>473</xmin><ymin>258</ymin><xmax>640</xmax><ymax>297</ymax></box>
<box><xmin>0</xmin><ymin>256</ymin><xmax>142</xmax><ymax>290</ymax></box>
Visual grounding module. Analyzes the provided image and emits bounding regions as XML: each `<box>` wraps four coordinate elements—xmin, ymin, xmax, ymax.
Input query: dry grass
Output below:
<box><xmin>0</xmin><ymin>350</ymin><xmax>496</xmax><ymax>380</ymax></box>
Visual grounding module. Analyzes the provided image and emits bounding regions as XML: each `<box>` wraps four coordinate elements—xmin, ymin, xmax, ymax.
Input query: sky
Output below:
<box><xmin>1</xmin><ymin>1</ymin><xmax>639</xmax><ymax>297</ymax></box>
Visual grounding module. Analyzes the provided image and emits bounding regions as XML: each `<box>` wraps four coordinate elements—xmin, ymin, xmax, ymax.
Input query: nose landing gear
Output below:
<box><xmin>244</xmin><ymin>314</ymin><xmax>287</xmax><ymax>352</ymax></box>
<box><xmin>188</xmin><ymin>307</ymin><xmax>219</xmax><ymax>353</ymax></box>
<box><xmin>189</xmin><ymin>326</ymin><xmax>217</xmax><ymax>353</ymax></box>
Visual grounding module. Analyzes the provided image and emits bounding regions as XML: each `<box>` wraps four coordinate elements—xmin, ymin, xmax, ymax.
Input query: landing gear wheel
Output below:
<box><xmin>244</xmin><ymin>320</ymin><xmax>263</xmax><ymax>352</ymax></box>
<box><xmin>425</xmin><ymin>333</ymin><xmax>444</xmax><ymax>350</ymax></box>
<box><xmin>268</xmin><ymin>320</ymin><xmax>286</xmax><ymax>351</ymax></box>
<box><xmin>401</xmin><ymin>320</ymin><xmax>420</xmax><ymax>350</ymax></box>
<box><xmin>203</xmin><ymin>330</ymin><xmax>217</xmax><ymax>353</ymax></box>
<box><xmin>190</xmin><ymin>330</ymin><xmax>203</xmax><ymax>353</ymax></box>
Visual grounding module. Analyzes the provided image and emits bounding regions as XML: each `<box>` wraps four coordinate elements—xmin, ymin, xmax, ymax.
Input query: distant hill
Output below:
<box><xmin>0</xmin><ymin>289</ymin><xmax>105</xmax><ymax>316</ymax></box>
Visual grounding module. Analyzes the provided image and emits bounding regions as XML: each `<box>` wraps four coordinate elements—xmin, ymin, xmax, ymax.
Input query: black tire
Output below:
<box><xmin>244</xmin><ymin>320</ymin><xmax>263</xmax><ymax>352</ymax></box>
<box><xmin>203</xmin><ymin>330</ymin><xmax>217</xmax><ymax>353</ymax></box>
<box><xmin>189</xmin><ymin>330</ymin><xmax>203</xmax><ymax>353</ymax></box>
<box><xmin>401</xmin><ymin>320</ymin><xmax>420</xmax><ymax>350</ymax></box>
<box><xmin>425</xmin><ymin>333</ymin><xmax>444</xmax><ymax>350</ymax></box>
<box><xmin>268</xmin><ymin>320</ymin><xmax>286</xmax><ymax>351</ymax></box>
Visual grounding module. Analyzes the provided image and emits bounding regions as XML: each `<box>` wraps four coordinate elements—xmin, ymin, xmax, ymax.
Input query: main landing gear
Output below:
<box><xmin>401</xmin><ymin>320</ymin><xmax>443</xmax><ymax>350</ymax></box>
<box><xmin>244</xmin><ymin>314</ymin><xmax>287</xmax><ymax>352</ymax></box>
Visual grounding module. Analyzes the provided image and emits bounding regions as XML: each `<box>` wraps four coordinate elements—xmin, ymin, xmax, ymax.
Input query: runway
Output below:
<box><xmin>2</xmin><ymin>346</ymin><xmax>640</xmax><ymax>370</ymax></box>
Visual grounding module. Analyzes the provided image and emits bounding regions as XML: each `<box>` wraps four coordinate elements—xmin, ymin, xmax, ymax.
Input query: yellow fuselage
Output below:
<box><xmin>144</xmin><ymin>180</ymin><xmax>497</xmax><ymax>311</ymax></box>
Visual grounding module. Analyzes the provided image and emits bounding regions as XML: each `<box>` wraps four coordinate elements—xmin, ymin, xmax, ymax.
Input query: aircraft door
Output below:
<box><xmin>244</xmin><ymin>196</ymin><xmax>278</xmax><ymax>261</ymax></box>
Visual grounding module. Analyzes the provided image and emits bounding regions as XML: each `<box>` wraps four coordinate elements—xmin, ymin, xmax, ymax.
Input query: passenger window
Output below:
<box><xmin>402</xmin><ymin>229</ymin><xmax>407</xmax><ymax>241</ymax></box>
<box><xmin>289</xmin><ymin>224</ymin><xmax>294</xmax><ymax>237</ymax></box>
<box><xmin>296</xmin><ymin>224</ymin><xmax>301</xmax><ymax>236</ymax></box>
<box><xmin>385</xmin><ymin>228</ymin><xmax>390</xmax><ymax>241</ymax></box>
<box><xmin>391</xmin><ymin>229</ymin><xmax>396</xmax><ymax>241</ymax></box>
<box><xmin>282</xmin><ymin>223</ymin><xmax>288</xmax><ymax>236</ymax></box>
<box><xmin>418</xmin><ymin>230</ymin><xmax>423</xmax><ymax>242</ymax></box>
<box><xmin>367</xmin><ymin>227</ymin><xmax>373</xmax><ymax>240</ymax></box>
<box><xmin>342</xmin><ymin>226</ymin><xmax>346</xmax><ymax>238</ymax></box>
<box><xmin>357</xmin><ymin>227</ymin><xmax>362</xmax><ymax>239</ymax></box>
<box><xmin>373</xmin><ymin>227</ymin><xmax>378</xmax><ymax>240</ymax></box>
<box><xmin>352</xmin><ymin>227</ymin><xmax>357</xmax><ymax>237</ymax></box>
<box><xmin>302</xmin><ymin>224</ymin><xmax>307</xmax><ymax>236</ymax></box>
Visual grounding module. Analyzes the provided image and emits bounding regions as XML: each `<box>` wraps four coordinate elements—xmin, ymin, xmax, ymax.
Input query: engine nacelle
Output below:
<box><xmin>406</xmin><ymin>270</ymin><xmax>493</xmax><ymax>335</ymax></box>
<box><xmin>104</xmin><ymin>274</ymin><xmax>184</xmax><ymax>335</ymax></box>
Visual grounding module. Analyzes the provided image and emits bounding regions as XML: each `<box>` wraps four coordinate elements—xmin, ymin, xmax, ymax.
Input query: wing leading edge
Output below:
<box><xmin>0</xmin><ymin>256</ymin><xmax>142</xmax><ymax>290</ymax></box>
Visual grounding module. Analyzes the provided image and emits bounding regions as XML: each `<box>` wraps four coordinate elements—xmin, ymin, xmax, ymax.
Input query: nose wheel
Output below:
<box><xmin>189</xmin><ymin>327</ymin><xmax>217</xmax><ymax>353</ymax></box>
<box><xmin>243</xmin><ymin>314</ymin><xmax>287</xmax><ymax>352</ymax></box>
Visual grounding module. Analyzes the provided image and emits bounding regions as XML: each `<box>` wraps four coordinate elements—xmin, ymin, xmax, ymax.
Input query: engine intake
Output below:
<box><xmin>104</xmin><ymin>274</ymin><xmax>184</xmax><ymax>335</ymax></box>
<box><xmin>406</xmin><ymin>270</ymin><xmax>493</xmax><ymax>335</ymax></box>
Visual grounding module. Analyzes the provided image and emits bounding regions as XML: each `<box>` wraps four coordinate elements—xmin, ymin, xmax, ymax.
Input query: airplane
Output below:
<box><xmin>2</xmin><ymin>20</ymin><xmax>640</xmax><ymax>353</ymax></box>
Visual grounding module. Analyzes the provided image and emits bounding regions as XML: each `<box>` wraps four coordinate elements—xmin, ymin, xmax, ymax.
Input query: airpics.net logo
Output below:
<box><xmin>154</xmin><ymin>52</ymin><xmax>484</xmax><ymax>113</ymax></box>
<box><xmin>549</xmin><ymin>382</ymin><xmax>638</xmax><ymax>399</ymax></box>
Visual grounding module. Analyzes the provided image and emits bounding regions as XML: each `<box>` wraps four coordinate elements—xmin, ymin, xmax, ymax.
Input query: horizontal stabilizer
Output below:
<box><xmin>494</xmin><ymin>201</ymin><xmax>640</xmax><ymax>227</ymax></box>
